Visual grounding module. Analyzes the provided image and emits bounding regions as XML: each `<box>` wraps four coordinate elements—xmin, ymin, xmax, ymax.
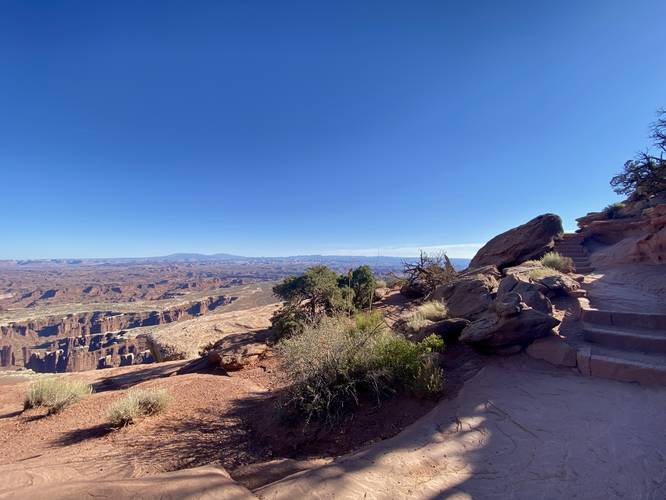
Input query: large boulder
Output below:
<box><xmin>207</xmin><ymin>329</ymin><xmax>271</xmax><ymax>371</ymax></box>
<box><xmin>496</xmin><ymin>274</ymin><xmax>552</xmax><ymax>314</ymax></box>
<box><xmin>429</xmin><ymin>266</ymin><xmax>500</xmax><ymax>320</ymax></box>
<box><xmin>503</xmin><ymin>261</ymin><xmax>580</xmax><ymax>298</ymax></box>
<box><xmin>469</xmin><ymin>214</ymin><xmax>563</xmax><ymax>270</ymax></box>
<box><xmin>460</xmin><ymin>306</ymin><xmax>560</xmax><ymax>350</ymax></box>
<box><xmin>417</xmin><ymin>318</ymin><xmax>471</xmax><ymax>343</ymax></box>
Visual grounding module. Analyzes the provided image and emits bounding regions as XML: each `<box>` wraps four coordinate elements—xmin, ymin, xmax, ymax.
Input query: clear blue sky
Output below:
<box><xmin>1</xmin><ymin>1</ymin><xmax>664</xmax><ymax>259</ymax></box>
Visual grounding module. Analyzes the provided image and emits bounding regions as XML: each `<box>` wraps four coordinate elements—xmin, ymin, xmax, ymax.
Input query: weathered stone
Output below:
<box><xmin>496</xmin><ymin>274</ymin><xmax>552</xmax><ymax>314</ymax></box>
<box><xmin>535</xmin><ymin>273</ymin><xmax>581</xmax><ymax>297</ymax></box>
<box><xmin>207</xmin><ymin>329</ymin><xmax>270</xmax><ymax>371</ymax></box>
<box><xmin>469</xmin><ymin>214</ymin><xmax>563</xmax><ymax>270</ymax></box>
<box><xmin>418</xmin><ymin>318</ymin><xmax>471</xmax><ymax>343</ymax></box>
<box><xmin>430</xmin><ymin>266</ymin><xmax>500</xmax><ymax>320</ymax></box>
<box><xmin>526</xmin><ymin>335</ymin><xmax>577</xmax><ymax>367</ymax></box>
<box><xmin>492</xmin><ymin>291</ymin><xmax>525</xmax><ymax>317</ymax></box>
<box><xmin>460</xmin><ymin>308</ymin><xmax>560</xmax><ymax>349</ymax></box>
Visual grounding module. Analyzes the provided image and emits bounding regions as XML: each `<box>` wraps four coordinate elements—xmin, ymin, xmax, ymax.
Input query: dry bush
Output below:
<box><xmin>528</xmin><ymin>266</ymin><xmax>561</xmax><ymax>281</ymax></box>
<box><xmin>278</xmin><ymin>312</ymin><xmax>444</xmax><ymax>424</ymax></box>
<box><xmin>24</xmin><ymin>377</ymin><xmax>92</xmax><ymax>415</ymax></box>
<box><xmin>540</xmin><ymin>252</ymin><xmax>574</xmax><ymax>273</ymax></box>
<box><xmin>107</xmin><ymin>388</ymin><xmax>172</xmax><ymax>427</ymax></box>
<box><xmin>401</xmin><ymin>251</ymin><xmax>457</xmax><ymax>295</ymax></box>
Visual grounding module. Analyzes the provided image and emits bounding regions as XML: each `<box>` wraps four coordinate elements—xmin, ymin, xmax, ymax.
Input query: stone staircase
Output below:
<box><xmin>549</xmin><ymin>234</ymin><xmax>666</xmax><ymax>385</ymax></box>
<box><xmin>577</xmin><ymin>306</ymin><xmax>666</xmax><ymax>385</ymax></box>
<box><xmin>553</xmin><ymin>233</ymin><xmax>594</xmax><ymax>274</ymax></box>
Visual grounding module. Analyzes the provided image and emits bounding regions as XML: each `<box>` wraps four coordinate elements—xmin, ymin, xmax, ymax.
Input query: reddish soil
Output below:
<box><xmin>0</xmin><ymin>340</ymin><xmax>484</xmax><ymax>492</ymax></box>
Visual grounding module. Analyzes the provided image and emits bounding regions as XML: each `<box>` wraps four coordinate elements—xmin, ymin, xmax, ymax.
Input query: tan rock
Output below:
<box><xmin>526</xmin><ymin>335</ymin><xmax>577</xmax><ymax>367</ymax></box>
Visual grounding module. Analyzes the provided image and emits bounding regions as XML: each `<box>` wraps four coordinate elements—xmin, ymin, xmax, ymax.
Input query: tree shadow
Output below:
<box><xmin>92</xmin><ymin>360</ymin><xmax>190</xmax><ymax>392</ymax></box>
<box><xmin>55</xmin><ymin>422</ymin><xmax>113</xmax><ymax>446</ymax></box>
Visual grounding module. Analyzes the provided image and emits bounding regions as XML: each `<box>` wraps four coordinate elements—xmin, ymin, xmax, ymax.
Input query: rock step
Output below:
<box><xmin>554</xmin><ymin>242</ymin><xmax>586</xmax><ymax>248</ymax></box>
<box><xmin>578</xmin><ymin>344</ymin><xmax>666</xmax><ymax>385</ymax></box>
<box><xmin>581</xmin><ymin>308</ymin><xmax>666</xmax><ymax>330</ymax></box>
<box><xmin>556</xmin><ymin>251</ymin><xmax>588</xmax><ymax>258</ymax></box>
<box><xmin>582</xmin><ymin>323</ymin><xmax>666</xmax><ymax>353</ymax></box>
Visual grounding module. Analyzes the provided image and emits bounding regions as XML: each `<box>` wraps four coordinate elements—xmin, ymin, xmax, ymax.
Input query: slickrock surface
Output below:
<box><xmin>258</xmin><ymin>355</ymin><xmax>666</xmax><ymax>499</ymax></box>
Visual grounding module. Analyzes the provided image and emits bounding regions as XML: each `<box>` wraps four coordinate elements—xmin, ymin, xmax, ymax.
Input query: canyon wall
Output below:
<box><xmin>0</xmin><ymin>293</ymin><xmax>234</xmax><ymax>372</ymax></box>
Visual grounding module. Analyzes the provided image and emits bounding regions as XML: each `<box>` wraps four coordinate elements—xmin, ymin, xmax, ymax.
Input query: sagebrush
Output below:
<box><xmin>24</xmin><ymin>377</ymin><xmax>92</xmax><ymax>415</ymax></box>
<box><xmin>107</xmin><ymin>388</ymin><xmax>172</xmax><ymax>426</ymax></box>
<box><xmin>278</xmin><ymin>312</ymin><xmax>444</xmax><ymax>424</ymax></box>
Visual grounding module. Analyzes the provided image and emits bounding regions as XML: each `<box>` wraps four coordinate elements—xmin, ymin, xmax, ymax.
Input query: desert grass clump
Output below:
<box><xmin>401</xmin><ymin>300</ymin><xmax>448</xmax><ymax>333</ymax></box>
<box><xmin>107</xmin><ymin>388</ymin><xmax>172</xmax><ymax>427</ymax></box>
<box><xmin>415</xmin><ymin>300</ymin><xmax>448</xmax><ymax>321</ymax></box>
<box><xmin>540</xmin><ymin>252</ymin><xmax>574</xmax><ymax>273</ymax></box>
<box><xmin>528</xmin><ymin>266</ymin><xmax>561</xmax><ymax>281</ymax></box>
<box><xmin>24</xmin><ymin>377</ymin><xmax>92</xmax><ymax>415</ymax></box>
<box><xmin>278</xmin><ymin>312</ymin><xmax>444</xmax><ymax>424</ymax></box>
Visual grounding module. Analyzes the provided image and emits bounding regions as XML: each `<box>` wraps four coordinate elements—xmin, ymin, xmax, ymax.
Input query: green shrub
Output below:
<box><xmin>420</xmin><ymin>334</ymin><xmax>445</xmax><ymax>353</ymax></box>
<box><xmin>270</xmin><ymin>304</ymin><xmax>308</xmax><ymax>341</ymax></box>
<box><xmin>107</xmin><ymin>388</ymin><xmax>172</xmax><ymax>427</ymax></box>
<box><xmin>540</xmin><ymin>252</ymin><xmax>574</xmax><ymax>273</ymax></box>
<box><xmin>278</xmin><ymin>314</ymin><xmax>444</xmax><ymax>424</ymax></box>
<box><xmin>24</xmin><ymin>377</ymin><xmax>92</xmax><ymax>415</ymax></box>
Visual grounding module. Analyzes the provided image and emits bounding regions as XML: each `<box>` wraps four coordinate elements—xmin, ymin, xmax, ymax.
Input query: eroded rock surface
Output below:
<box><xmin>430</xmin><ymin>266</ymin><xmax>500</xmax><ymax>320</ymax></box>
<box><xmin>469</xmin><ymin>213</ymin><xmax>563</xmax><ymax>270</ymax></box>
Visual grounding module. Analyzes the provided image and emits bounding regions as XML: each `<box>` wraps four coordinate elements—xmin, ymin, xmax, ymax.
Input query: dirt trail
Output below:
<box><xmin>258</xmin><ymin>355</ymin><xmax>666</xmax><ymax>499</ymax></box>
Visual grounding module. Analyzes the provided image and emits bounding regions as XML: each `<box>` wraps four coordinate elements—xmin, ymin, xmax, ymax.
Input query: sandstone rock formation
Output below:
<box><xmin>578</xmin><ymin>203</ymin><xmax>666</xmax><ymax>265</ymax></box>
<box><xmin>469</xmin><ymin>213</ymin><xmax>563</xmax><ymax>270</ymax></box>
<box><xmin>460</xmin><ymin>304</ymin><xmax>560</xmax><ymax>349</ymax></box>
<box><xmin>429</xmin><ymin>266</ymin><xmax>500</xmax><ymax>320</ymax></box>
<box><xmin>207</xmin><ymin>329</ymin><xmax>271</xmax><ymax>371</ymax></box>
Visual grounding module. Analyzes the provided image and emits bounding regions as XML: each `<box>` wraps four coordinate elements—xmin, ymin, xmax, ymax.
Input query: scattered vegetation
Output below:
<box><xmin>374</xmin><ymin>279</ymin><xmax>388</xmax><ymax>289</ymax></box>
<box><xmin>603</xmin><ymin>202</ymin><xmax>626</xmax><ymax>219</ymax></box>
<box><xmin>107</xmin><ymin>388</ymin><xmax>172</xmax><ymax>427</ymax></box>
<box><xmin>24</xmin><ymin>377</ymin><xmax>92</xmax><ymax>415</ymax></box>
<box><xmin>278</xmin><ymin>312</ymin><xmax>444</xmax><ymax>424</ymax></box>
<box><xmin>401</xmin><ymin>251</ymin><xmax>458</xmax><ymax>296</ymax></box>
<box><xmin>540</xmin><ymin>252</ymin><xmax>574</xmax><ymax>273</ymax></box>
<box><xmin>271</xmin><ymin>264</ymin><xmax>377</xmax><ymax>340</ymax></box>
<box><xmin>611</xmin><ymin>108</ymin><xmax>666</xmax><ymax>199</ymax></box>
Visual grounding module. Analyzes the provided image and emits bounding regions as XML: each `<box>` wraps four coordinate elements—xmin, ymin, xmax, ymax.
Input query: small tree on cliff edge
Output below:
<box><xmin>611</xmin><ymin>109</ymin><xmax>666</xmax><ymax>199</ymax></box>
<box><xmin>271</xmin><ymin>264</ymin><xmax>377</xmax><ymax>340</ymax></box>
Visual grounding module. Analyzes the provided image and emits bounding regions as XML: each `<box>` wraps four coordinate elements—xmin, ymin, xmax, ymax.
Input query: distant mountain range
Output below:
<box><xmin>148</xmin><ymin>253</ymin><xmax>472</xmax><ymax>270</ymax></box>
<box><xmin>6</xmin><ymin>253</ymin><xmax>471</xmax><ymax>271</ymax></box>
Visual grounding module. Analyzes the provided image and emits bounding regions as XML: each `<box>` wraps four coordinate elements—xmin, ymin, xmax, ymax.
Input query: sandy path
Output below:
<box><xmin>258</xmin><ymin>355</ymin><xmax>666</xmax><ymax>499</ymax></box>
